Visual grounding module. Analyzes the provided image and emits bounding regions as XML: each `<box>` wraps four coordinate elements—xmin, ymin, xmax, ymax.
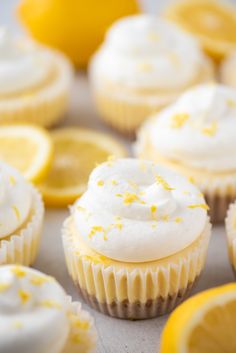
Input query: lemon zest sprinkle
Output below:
<box><xmin>0</xmin><ymin>283</ymin><xmax>10</xmax><ymax>292</ymax></box>
<box><xmin>40</xmin><ymin>300</ymin><xmax>62</xmax><ymax>309</ymax></box>
<box><xmin>12</xmin><ymin>321</ymin><xmax>23</xmax><ymax>329</ymax></box>
<box><xmin>227</xmin><ymin>99</ymin><xmax>236</xmax><ymax>108</ymax></box>
<box><xmin>11</xmin><ymin>266</ymin><xmax>26</xmax><ymax>278</ymax></box>
<box><xmin>97</xmin><ymin>180</ymin><xmax>104</xmax><ymax>187</ymax></box>
<box><xmin>9</xmin><ymin>175</ymin><xmax>16</xmax><ymax>185</ymax></box>
<box><xmin>161</xmin><ymin>214</ymin><xmax>169</xmax><ymax>222</ymax></box>
<box><xmin>156</xmin><ymin>175</ymin><xmax>175</xmax><ymax>191</ymax></box>
<box><xmin>188</xmin><ymin>204</ymin><xmax>209</xmax><ymax>211</ymax></box>
<box><xmin>171</xmin><ymin>113</ymin><xmax>189</xmax><ymax>128</ymax></box>
<box><xmin>123</xmin><ymin>192</ymin><xmax>140</xmax><ymax>205</ymax></box>
<box><xmin>201</xmin><ymin>121</ymin><xmax>218</xmax><ymax>137</ymax></box>
<box><xmin>188</xmin><ymin>176</ymin><xmax>195</xmax><ymax>184</ymax></box>
<box><xmin>18</xmin><ymin>290</ymin><xmax>31</xmax><ymax>304</ymax></box>
<box><xmin>30</xmin><ymin>275</ymin><xmax>52</xmax><ymax>286</ymax></box>
<box><xmin>115</xmin><ymin>223</ymin><xmax>123</xmax><ymax>230</ymax></box>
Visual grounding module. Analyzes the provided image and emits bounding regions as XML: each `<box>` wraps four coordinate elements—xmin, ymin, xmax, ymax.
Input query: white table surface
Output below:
<box><xmin>1</xmin><ymin>2</ymin><xmax>236</xmax><ymax>352</ymax></box>
<box><xmin>33</xmin><ymin>74</ymin><xmax>234</xmax><ymax>353</ymax></box>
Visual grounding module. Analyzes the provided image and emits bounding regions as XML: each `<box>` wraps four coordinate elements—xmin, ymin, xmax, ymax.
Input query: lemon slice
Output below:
<box><xmin>39</xmin><ymin>127</ymin><xmax>127</xmax><ymax>207</ymax></box>
<box><xmin>160</xmin><ymin>283</ymin><xmax>236</xmax><ymax>353</ymax></box>
<box><xmin>165</xmin><ymin>0</ymin><xmax>236</xmax><ymax>59</ymax></box>
<box><xmin>0</xmin><ymin>124</ymin><xmax>53</xmax><ymax>183</ymax></box>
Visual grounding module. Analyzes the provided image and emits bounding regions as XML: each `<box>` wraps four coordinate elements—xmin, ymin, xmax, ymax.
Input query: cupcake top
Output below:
<box><xmin>0</xmin><ymin>29</ymin><xmax>52</xmax><ymax>95</ymax></box>
<box><xmin>137</xmin><ymin>83</ymin><xmax>236</xmax><ymax>172</ymax></box>
<box><xmin>0</xmin><ymin>265</ymin><xmax>96</xmax><ymax>353</ymax></box>
<box><xmin>0</xmin><ymin>265</ymin><xmax>69</xmax><ymax>353</ymax></box>
<box><xmin>72</xmin><ymin>158</ymin><xmax>208</xmax><ymax>263</ymax></box>
<box><xmin>91</xmin><ymin>15</ymin><xmax>208</xmax><ymax>90</ymax></box>
<box><xmin>0</xmin><ymin>161</ymin><xmax>32</xmax><ymax>238</ymax></box>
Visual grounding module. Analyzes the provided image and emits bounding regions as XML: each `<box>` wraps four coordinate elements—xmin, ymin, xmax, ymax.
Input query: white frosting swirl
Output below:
<box><xmin>73</xmin><ymin>158</ymin><xmax>207</xmax><ymax>262</ymax></box>
<box><xmin>0</xmin><ymin>161</ymin><xmax>32</xmax><ymax>238</ymax></box>
<box><xmin>0</xmin><ymin>29</ymin><xmax>52</xmax><ymax>94</ymax></box>
<box><xmin>0</xmin><ymin>265</ymin><xmax>69</xmax><ymax>353</ymax></box>
<box><xmin>0</xmin><ymin>266</ymin><xmax>97</xmax><ymax>353</ymax></box>
<box><xmin>91</xmin><ymin>15</ymin><xmax>206</xmax><ymax>90</ymax></box>
<box><xmin>139</xmin><ymin>83</ymin><xmax>236</xmax><ymax>172</ymax></box>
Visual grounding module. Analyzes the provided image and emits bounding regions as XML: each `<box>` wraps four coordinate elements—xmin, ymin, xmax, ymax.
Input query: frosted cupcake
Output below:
<box><xmin>89</xmin><ymin>15</ymin><xmax>214</xmax><ymax>134</ymax></box>
<box><xmin>62</xmin><ymin>158</ymin><xmax>211</xmax><ymax>319</ymax></box>
<box><xmin>0</xmin><ymin>29</ymin><xmax>73</xmax><ymax>127</ymax></box>
<box><xmin>0</xmin><ymin>161</ymin><xmax>44</xmax><ymax>265</ymax></box>
<box><xmin>225</xmin><ymin>202</ymin><xmax>236</xmax><ymax>276</ymax></box>
<box><xmin>0</xmin><ymin>265</ymin><xmax>97</xmax><ymax>353</ymax></box>
<box><xmin>136</xmin><ymin>83</ymin><xmax>236</xmax><ymax>222</ymax></box>
<box><xmin>220</xmin><ymin>51</ymin><xmax>236</xmax><ymax>88</ymax></box>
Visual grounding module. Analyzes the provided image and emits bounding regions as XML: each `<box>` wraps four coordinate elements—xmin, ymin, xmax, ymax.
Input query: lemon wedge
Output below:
<box><xmin>38</xmin><ymin>127</ymin><xmax>127</xmax><ymax>207</ymax></box>
<box><xmin>165</xmin><ymin>0</ymin><xmax>236</xmax><ymax>60</ymax></box>
<box><xmin>0</xmin><ymin>124</ymin><xmax>53</xmax><ymax>183</ymax></box>
<box><xmin>160</xmin><ymin>283</ymin><xmax>236</xmax><ymax>353</ymax></box>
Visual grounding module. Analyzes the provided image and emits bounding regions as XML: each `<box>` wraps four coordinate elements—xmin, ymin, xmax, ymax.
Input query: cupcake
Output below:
<box><xmin>220</xmin><ymin>51</ymin><xmax>236</xmax><ymax>88</ymax></box>
<box><xmin>89</xmin><ymin>15</ymin><xmax>214</xmax><ymax>134</ymax></box>
<box><xmin>0</xmin><ymin>29</ymin><xmax>73</xmax><ymax>127</ymax></box>
<box><xmin>225</xmin><ymin>201</ymin><xmax>236</xmax><ymax>275</ymax></box>
<box><xmin>136</xmin><ymin>83</ymin><xmax>236</xmax><ymax>223</ymax></box>
<box><xmin>62</xmin><ymin>158</ymin><xmax>211</xmax><ymax>319</ymax></box>
<box><xmin>0</xmin><ymin>161</ymin><xmax>44</xmax><ymax>265</ymax></box>
<box><xmin>0</xmin><ymin>265</ymin><xmax>97</xmax><ymax>353</ymax></box>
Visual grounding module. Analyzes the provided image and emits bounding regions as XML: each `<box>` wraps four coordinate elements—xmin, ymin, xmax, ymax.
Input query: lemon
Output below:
<box><xmin>0</xmin><ymin>124</ymin><xmax>53</xmax><ymax>183</ymax></box>
<box><xmin>38</xmin><ymin>127</ymin><xmax>127</xmax><ymax>207</ymax></box>
<box><xmin>160</xmin><ymin>283</ymin><xmax>236</xmax><ymax>353</ymax></box>
<box><xmin>18</xmin><ymin>0</ymin><xmax>139</xmax><ymax>68</ymax></box>
<box><xmin>165</xmin><ymin>0</ymin><xmax>236</xmax><ymax>60</ymax></box>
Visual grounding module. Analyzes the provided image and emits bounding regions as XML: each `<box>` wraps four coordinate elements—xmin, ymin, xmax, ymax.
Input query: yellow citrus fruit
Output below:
<box><xmin>165</xmin><ymin>0</ymin><xmax>236</xmax><ymax>60</ymax></box>
<box><xmin>38</xmin><ymin>127</ymin><xmax>127</xmax><ymax>207</ymax></box>
<box><xmin>160</xmin><ymin>283</ymin><xmax>236</xmax><ymax>353</ymax></box>
<box><xmin>18</xmin><ymin>0</ymin><xmax>139</xmax><ymax>68</ymax></box>
<box><xmin>0</xmin><ymin>124</ymin><xmax>53</xmax><ymax>183</ymax></box>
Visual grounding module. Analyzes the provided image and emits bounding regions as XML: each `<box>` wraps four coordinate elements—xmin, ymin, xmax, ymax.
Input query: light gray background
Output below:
<box><xmin>0</xmin><ymin>1</ymin><xmax>235</xmax><ymax>352</ymax></box>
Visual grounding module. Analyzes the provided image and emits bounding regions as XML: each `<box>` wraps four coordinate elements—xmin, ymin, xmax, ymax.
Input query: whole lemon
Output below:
<box><xmin>18</xmin><ymin>0</ymin><xmax>139</xmax><ymax>68</ymax></box>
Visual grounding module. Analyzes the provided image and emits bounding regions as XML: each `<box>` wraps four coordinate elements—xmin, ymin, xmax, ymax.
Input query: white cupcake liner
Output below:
<box><xmin>225</xmin><ymin>201</ymin><xmax>236</xmax><ymax>272</ymax></box>
<box><xmin>62</xmin><ymin>216</ymin><xmax>211</xmax><ymax>319</ymax></box>
<box><xmin>0</xmin><ymin>185</ymin><xmax>44</xmax><ymax>265</ymax></box>
<box><xmin>63</xmin><ymin>297</ymin><xmax>97</xmax><ymax>353</ymax></box>
<box><xmin>0</xmin><ymin>50</ymin><xmax>73</xmax><ymax>127</ymax></box>
<box><xmin>89</xmin><ymin>56</ymin><xmax>214</xmax><ymax>133</ymax></box>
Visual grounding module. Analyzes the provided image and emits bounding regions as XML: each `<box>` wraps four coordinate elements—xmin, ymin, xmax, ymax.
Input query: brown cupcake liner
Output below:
<box><xmin>0</xmin><ymin>51</ymin><xmax>73</xmax><ymax>127</ymax></box>
<box><xmin>62</xmin><ymin>216</ymin><xmax>211</xmax><ymax>319</ymax></box>
<box><xmin>0</xmin><ymin>186</ymin><xmax>44</xmax><ymax>265</ymax></box>
<box><xmin>76</xmin><ymin>279</ymin><xmax>197</xmax><ymax>320</ymax></box>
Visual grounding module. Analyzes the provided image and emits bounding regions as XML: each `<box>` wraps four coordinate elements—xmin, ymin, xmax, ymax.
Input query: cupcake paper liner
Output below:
<box><xmin>62</xmin><ymin>216</ymin><xmax>211</xmax><ymax>319</ymax></box>
<box><xmin>63</xmin><ymin>297</ymin><xmax>97</xmax><ymax>353</ymax></box>
<box><xmin>90</xmin><ymin>58</ymin><xmax>215</xmax><ymax>135</ymax></box>
<box><xmin>225</xmin><ymin>201</ymin><xmax>236</xmax><ymax>273</ymax></box>
<box><xmin>0</xmin><ymin>185</ymin><xmax>44</xmax><ymax>265</ymax></box>
<box><xmin>0</xmin><ymin>51</ymin><xmax>73</xmax><ymax>127</ymax></box>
